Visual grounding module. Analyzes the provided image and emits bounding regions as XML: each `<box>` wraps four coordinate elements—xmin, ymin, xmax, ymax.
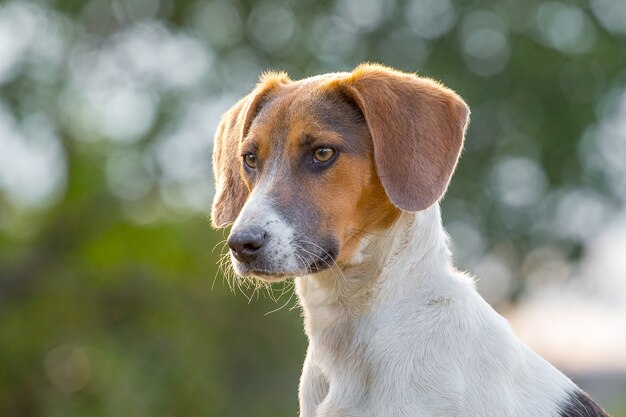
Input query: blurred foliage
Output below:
<box><xmin>1</xmin><ymin>0</ymin><xmax>626</xmax><ymax>415</ymax></box>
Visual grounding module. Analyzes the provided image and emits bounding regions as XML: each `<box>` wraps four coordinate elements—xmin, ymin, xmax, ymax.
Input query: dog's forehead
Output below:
<box><xmin>247</xmin><ymin>77</ymin><xmax>367</xmax><ymax>151</ymax></box>
<box><xmin>255</xmin><ymin>82</ymin><xmax>332</xmax><ymax>122</ymax></box>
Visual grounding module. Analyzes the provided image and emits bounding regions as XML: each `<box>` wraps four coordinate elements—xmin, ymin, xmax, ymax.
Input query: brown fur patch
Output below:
<box><xmin>326</xmin><ymin>63</ymin><xmax>470</xmax><ymax>211</ymax></box>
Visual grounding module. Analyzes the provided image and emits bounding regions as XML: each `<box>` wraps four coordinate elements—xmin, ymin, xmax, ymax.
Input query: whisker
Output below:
<box><xmin>296</xmin><ymin>241</ymin><xmax>346</xmax><ymax>285</ymax></box>
<box><xmin>265</xmin><ymin>281</ymin><xmax>296</xmax><ymax>315</ymax></box>
<box><xmin>212</xmin><ymin>238</ymin><xmax>229</xmax><ymax>254</ymax></box>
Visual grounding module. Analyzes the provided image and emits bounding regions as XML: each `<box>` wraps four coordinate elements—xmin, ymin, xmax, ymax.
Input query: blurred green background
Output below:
<box><xmin>1</xmin><ymin>0</ymin><xmax>626</xmax><ymax>415</ymax></box>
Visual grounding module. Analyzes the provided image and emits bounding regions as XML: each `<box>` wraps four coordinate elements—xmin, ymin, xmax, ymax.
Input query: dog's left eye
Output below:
<box><xmin>313</xmin><ymin>147</ymin><xmax>335</xmax><ymax>163</ymax></box>
<box><xmin>243</xmin><ymin>153</ymin><xmax>257</xmax><ymax>169</ymax></box>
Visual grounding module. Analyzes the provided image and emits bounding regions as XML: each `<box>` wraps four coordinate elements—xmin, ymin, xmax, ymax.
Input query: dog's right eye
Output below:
<box><xmin>243</xmin><ymin>153</ymin><xmax>257</xmax><ymax>169</ymax></box>
<box><xmin>313</xmin><ymin>147</ymin><xmax>335</xmax><ymax>163</ymax></box>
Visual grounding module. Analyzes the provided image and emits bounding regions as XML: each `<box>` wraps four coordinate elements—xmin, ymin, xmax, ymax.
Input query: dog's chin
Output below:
<box><xmin>239</xmin><ymin>268</ymin><xmax>292</xmax><ymax>282</ymax></box>
<box><xmin>232</xmin><ymin>259</ymin><xmax>334</xmax><ymax>282</ymax></box>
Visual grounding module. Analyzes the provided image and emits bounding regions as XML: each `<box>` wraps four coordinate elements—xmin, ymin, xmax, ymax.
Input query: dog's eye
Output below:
<box><xmin>313</xmin><ymin>147</ymin><xmax>335</xmax><ymax>163</ymax></box>
<box><xmin>243</xmin><ymin>153</ymin><xmax>257</xmax><ymax>169</ymax></box>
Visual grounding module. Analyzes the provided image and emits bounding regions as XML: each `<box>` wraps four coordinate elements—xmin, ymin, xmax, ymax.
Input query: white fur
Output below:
<box><xmin>295</xmin><ymin>206</ymin><xmax>576</xmax><ymax>417</ymax></box>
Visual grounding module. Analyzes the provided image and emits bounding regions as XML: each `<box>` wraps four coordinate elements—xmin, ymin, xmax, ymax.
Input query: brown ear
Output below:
<box><xmin>332</xmin><ymin>63</ymin><xmax>470</xmax><ymax>211</ymax></box>
<box><xmin>211</xmin><ymin>72</ymin><xmax>290</xmax><ymax>227</ymax></box>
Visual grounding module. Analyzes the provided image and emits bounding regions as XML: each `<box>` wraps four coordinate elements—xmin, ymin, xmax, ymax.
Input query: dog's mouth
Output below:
<box><xmin>240</xmin><ymin>248</ymin><xmax>338</xmax><ymax>280</ymax></box>
<box><xmin>306</xmin><ymin>250</ymin><xmax>337</xmax><ymax>273</ymax></box>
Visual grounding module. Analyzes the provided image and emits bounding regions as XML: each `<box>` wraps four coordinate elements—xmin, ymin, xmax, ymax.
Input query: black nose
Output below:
<box><xmin>227</xmin><ymin>226</ymin><xmax>267</xmax><ymax>263</ymax></box>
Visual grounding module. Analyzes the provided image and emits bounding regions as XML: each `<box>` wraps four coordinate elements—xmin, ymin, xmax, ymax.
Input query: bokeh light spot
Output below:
<box><xmin>405</xmin><ymin>0</ymin><xmax>457</xmax><ymax>39</ymax></box>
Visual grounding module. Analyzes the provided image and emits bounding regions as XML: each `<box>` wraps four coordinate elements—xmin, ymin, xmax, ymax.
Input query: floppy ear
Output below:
<box><xmin>211</xmin><ymin>72</ymin><xmax>290</xmax><ymax>227</ymax></box>
<box><xmin>333</xmin><ymin>63</ymin><xmax>470</xmax><ymax>211</ymax></box>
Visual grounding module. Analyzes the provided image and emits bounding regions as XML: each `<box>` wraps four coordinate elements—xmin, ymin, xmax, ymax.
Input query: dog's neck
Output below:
<box><xmin>295</xmin><ymin>205</ymin><xmax>453</xmax><ymax>337</ymax></box>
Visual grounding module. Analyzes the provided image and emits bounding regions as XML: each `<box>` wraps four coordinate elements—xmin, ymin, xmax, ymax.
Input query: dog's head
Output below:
<box><xmin>211</xmin><ymin>63</ymin><xmax>469</xmax><ymax>281</ymax></box>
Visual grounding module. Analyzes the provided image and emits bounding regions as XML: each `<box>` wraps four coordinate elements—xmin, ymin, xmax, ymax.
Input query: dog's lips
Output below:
<box><xmin>232</xmin><ymin>249</ymin><xmax>336</xmax><ymax>280</ymax></box>
<box><xmin>306</xmin><ymin>251</ymin><xmax>336</xmax><ymax>273</ymax></box>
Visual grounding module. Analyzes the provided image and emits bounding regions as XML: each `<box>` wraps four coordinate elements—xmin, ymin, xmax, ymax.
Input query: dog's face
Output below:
<box><xmin>212</xmin><ymin>64</ymin><xmax>469</xmax><ymax>281</ymax></box>
<box><xmin>226</xmin><ymin>84</ymin><xmax>398</xmax><ymax>279</ymax></box>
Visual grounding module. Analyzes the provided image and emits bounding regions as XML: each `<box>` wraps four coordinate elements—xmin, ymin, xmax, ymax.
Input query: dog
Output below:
<box><xmin>211</xmin><ymin>63</ymin><xmax>611</xmax><ymax>417</ymax></box>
